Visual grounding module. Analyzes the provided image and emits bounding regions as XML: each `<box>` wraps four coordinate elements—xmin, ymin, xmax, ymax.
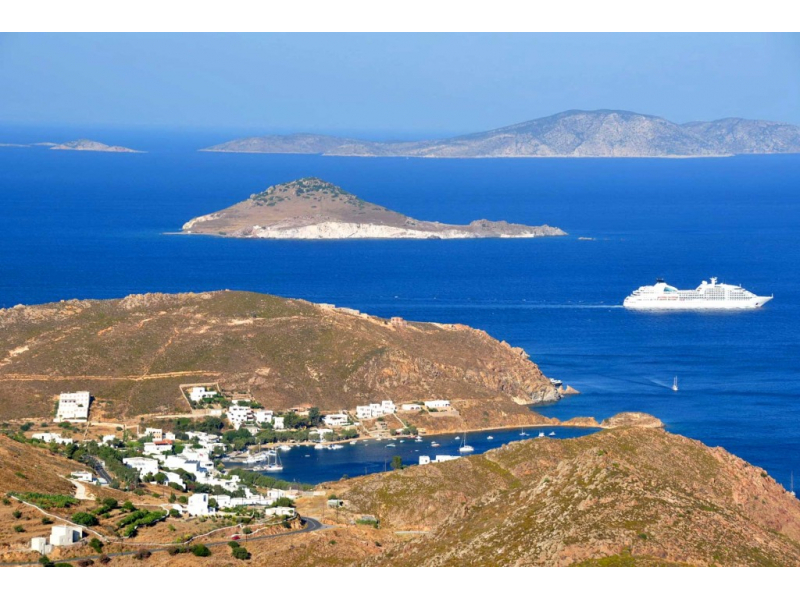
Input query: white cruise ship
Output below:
<box><xmin>623</xmin><ymin>277</ymin><xmax>772</xmax><ymax>310</ymax></box>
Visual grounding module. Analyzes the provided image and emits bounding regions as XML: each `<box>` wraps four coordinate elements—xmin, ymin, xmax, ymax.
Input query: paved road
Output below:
<box><xmin>0</xmin><ymin>517</ymin><xmax>326</xmax><ymax>567</ymax></box>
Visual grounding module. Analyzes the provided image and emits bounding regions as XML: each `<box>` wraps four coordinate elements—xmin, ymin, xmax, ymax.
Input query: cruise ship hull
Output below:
<box><xmin>623</xmin><ymin>296</ymin><xmax>772</xmax><ymax>310</ymax></box>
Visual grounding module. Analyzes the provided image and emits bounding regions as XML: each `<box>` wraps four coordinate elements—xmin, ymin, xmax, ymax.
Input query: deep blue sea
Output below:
<box><xmin>2</xmin><ymin>128</ymin><xmax>799</xmax><ymax>487</ymax></box>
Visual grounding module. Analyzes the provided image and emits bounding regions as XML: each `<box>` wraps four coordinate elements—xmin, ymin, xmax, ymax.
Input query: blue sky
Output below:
<box><xmin>1</xmin><ymin>33</ymin><xmax>798</xmax><ymax>137</ymax></box>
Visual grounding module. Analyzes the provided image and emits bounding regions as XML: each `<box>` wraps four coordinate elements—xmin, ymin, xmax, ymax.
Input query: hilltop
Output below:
<box><xmin>203</xmin><ymin>109</ymin><xmax>800</xmax><ymax>158</ymax></box>
<box><xmin>329</xmin><ymin>425</ymin><xmax>800</xmax><ymax>566</ymax></box>
<box><xmin>181</xmin><ymin>177</ymin><xmax>565</xmax><ymax>239</ymax></box>
<box><xmin>0</xmin><ymin>290</ymin><xmax>561</xmax><ymax>422</ymax></box>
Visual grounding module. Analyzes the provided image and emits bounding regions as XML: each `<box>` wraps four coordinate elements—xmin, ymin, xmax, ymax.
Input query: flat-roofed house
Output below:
<box><xmin>55</xmin><ymin>391</ymin><xmax>90</xmax><ymax>422</ymax></box>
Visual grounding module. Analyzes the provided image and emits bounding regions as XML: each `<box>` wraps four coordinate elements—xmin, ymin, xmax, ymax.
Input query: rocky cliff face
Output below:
<box><xmin>203</xmin><ymin>110</ymin><xmax>800</xmax><ymax>158</ymax></box>
<box><xmin>335</xmin><ymin>425</ymin><xmax>800</xmax><ymax>566</ymax></box>
<box><xmin>0</xmin><ymin>291</ymin><xmax>560</xmax><ymax>420</ymax></box>
<box><xmin>181</xmin><ymin>177</ymin><xmax>566</xmax><ymax>239</ymax></box>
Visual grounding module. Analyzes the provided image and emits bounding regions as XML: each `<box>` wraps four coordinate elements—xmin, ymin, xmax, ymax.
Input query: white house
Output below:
<box><xmin>122</xmin><ymin>457</ymin><xmax>160</xmax><ymax>477</ymax></box>
<box><xmin>227</xmin><ymin>404</ymin><xmax>253</xmax><ymax>429</ymax></box>
<box><xmin>322</xmin><ymin>413</ymin><xmax>349</xmax><ymax>427</ymax></box>
<box><xmin>419</xmin><ymin>455</ymin><xmax>459</xmax><ymax>465</ymax></box>
<box><xmin>101</xmin><ymin>434</ymin><xmax>117</xmax><ymax>445</ymax></box>
<box><xmin>424</xmin><ymin>399</ymin><xmax>451</xmax><ymax>410</ymax></box>
<box><xmin>31</xmin><ymin>432</ymin><xmax>73</xmax><ymax>445</ymax></box>
<box><xmin>272</xmin><ymin>416</ymin><xmax>285</xmax><ymax>430</ymax></box>
<box><xmin>401</xmin><ymin>403</ymin><xmax>423</xmax><ymax>412</ymax></box>
<box><xmin>187</xmin><ymin>493</ymin><xmax>216</xmax><ymax>517</ymax></box>
<box><xmin>253</xmin><ymin>409</ymin><xmax>274</xmax><ymax>424</ymax></box>
<box><xmin>163</xmin><ymin>471</ymin><xmax>185</xmax><ymax>489</ymax></box>
<box><xmin>55</xmin><ymin>391</ymin><xmax>90</xmax><ymax>422</ymax></box>
<box><xmin>50</xmin><ymin>525</ymin><xmax>83</xmax><ymax>546</ymax></box>
<box><xmin>143</xmin><ymin>427</ymin><xmax>163</xmax><ymax>441</ymax></box>
<box><xmin>189</xmin><ymin>386</ymin><xmax>217</xmax><ymax>402</ymax></box>
<box><xmin>70</xmin><ymin>471</ymin><xmax>95</xmax><ymax>483</ymax></box>
<box><xmin>31</xmin><ymin>537</ymin><xmax>53</xmax><ymax>555</ymax></box>
<box><xmin>381</xmin><ymin>400</ymin><xmax>396</xmax><ymax>414</ymax></box>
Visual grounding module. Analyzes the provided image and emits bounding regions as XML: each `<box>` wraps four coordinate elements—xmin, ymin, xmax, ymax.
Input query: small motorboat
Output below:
<box><xmin>454</xmin><ymin>436</ymin><xmax>460</xmax><ymax>440</ymax></box>
<box><xmin>548</xmin><ymin>431</ymin><xmax>556</xmax><ymax>437</ymax></box>
<box><xmin>415</xmin><ymin>435</ymin><xmax>423</xmax><ymax>442</ymax></box>
<box><xmin>538</xmin><ymin>431</ymin><xmax>545</xmax><ymax>438</ymax></box>
<box><xmin>431</xmin><ymin>441</ymin><xmax>440</xmax><ymax>448</ymax></box>
<box><xmin>349</xmin><ymin>440</ymin><xmax>357</xmax><ymax>445</ymax></box>
<box><xmin>487</xmin><ymin>435</ymin><xmax>494</xmax><ymax>440</ymax></box>
<box><xmin>386</xmin><ymin>443</ymin><xmax>396</xmax><ymax>448</ymax></box>
<box><xmin>279</xmin><ymin>445</ymin><xmax>292</xmax><ymax>451</ymax></box>
<box><xmin>314</xmin><ymin>443</ymin><xmax>325</xmax><ymax>450</ymax></box>
<box><xmin>672</xmin><ymin>376</ymin><xmax>679</xmax><ymax>392</ymax></box>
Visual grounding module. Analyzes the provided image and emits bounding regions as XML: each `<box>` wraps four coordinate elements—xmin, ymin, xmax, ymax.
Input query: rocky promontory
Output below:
<box><xmin>181</xmin><ymin>177</ymin><xmax>566</xmax><ymax>240</ymax></box>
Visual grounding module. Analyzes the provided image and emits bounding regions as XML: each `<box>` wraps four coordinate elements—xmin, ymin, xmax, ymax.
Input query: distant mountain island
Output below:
<box><xmin>182</xmin><ymin>177</ymin><xmax>566</xmax><ymax>240</ymax></box>
<box><xmin>202</xmin><ymin>109</ymin><xmax>800</xmax><ymax>158</ymax></box>
<box><xmin>0</xmin><ymin>139</ymin><xmax>143</xmax><ymax>153</ymax></box>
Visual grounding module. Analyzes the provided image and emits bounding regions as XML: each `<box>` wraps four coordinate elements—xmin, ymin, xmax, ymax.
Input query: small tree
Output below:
<box><xmin>391</xmin><ymin>455</ymin><xmax>403</xmax><ymax>470</ymax></box>
<box><xmin>89</xmin><ymin>538</ymin><xmax>104</xmax><ymax>553</ymax></box>
<box><xmin>191</xmin><ymin>544</ymin><xmax>211</xmax><ymax>557</ymax></box>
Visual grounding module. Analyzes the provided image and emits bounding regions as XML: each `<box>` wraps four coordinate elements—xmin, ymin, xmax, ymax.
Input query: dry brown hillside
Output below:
<box><xmin>337</xmin><ymin>426</ymin><xmax>800</xmax><ymax>566</ymax></box>
<box><xmin>0</xmin><ymin>290</ymin><xmax>559</xmax><ymax>421</ymax></box>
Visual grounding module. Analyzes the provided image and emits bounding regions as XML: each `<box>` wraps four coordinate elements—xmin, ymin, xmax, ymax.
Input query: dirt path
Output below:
<box><xmin>0</xmin><ymin>370</ymin><xmax>220</xmax><ymax>382</ymax></box>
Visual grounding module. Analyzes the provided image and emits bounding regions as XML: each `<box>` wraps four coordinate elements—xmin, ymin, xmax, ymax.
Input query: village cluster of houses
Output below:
<box><xmin>116</xmin><ymin>426</ymin><xmax>296</xmax><ymax>517</ymax></box>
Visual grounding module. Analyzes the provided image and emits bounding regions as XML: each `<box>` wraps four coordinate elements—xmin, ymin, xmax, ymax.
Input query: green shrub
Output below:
<box><xmin>232</xmin><ymin>546</ymin><xmax>251</xmax><ymax>560</ymax></box>
<box><xmin>191</xmin><ymin>544</ymin><xmax>211</xmax><ymax>557</ymax></box>
<box><xmin>72</xmin><ymin>512</ymin><xmax>99</xmax><ymax>527</ymax></box>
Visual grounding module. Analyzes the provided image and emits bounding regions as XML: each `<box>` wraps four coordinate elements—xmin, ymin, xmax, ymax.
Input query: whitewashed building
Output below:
<box><xmin>187</xmin><ymin>493</ymin><xmax>216</xmax><ymax>517</ymax></box>
<box><xmin>424</xmin><ymin>399</ymin><xmax>451</xmax><ymax>410</ymax></box>
<box><xmin>55</xmin><ymin>391</ymin><xmax>90</xmax><ymax>422</ymax></box>
<box><xmin>227</xmin><ymin>404</ymin><xmax>253</xmax><ymax>429</ymax></box>
<box><xmin>322</xmin><ymin>413</ymin><xmax>349</xmax><ymax>427</ymax></box>
<box><xmin>189</xmin><ymin>386</ymin><xmax>217</xmax><ymax>402</ymax></box>
<box><xmin>50</xmin><ymin>525</ymin><xmax>83</xmax><ymax>546</ymax></box>
<box><xmin>254</xmin><ymin>409</ymin><xmax>274</xmax><ymax>424</ymax></box>
<box><xmin>401</xmin><ymin>403</ymin><xmax>423</xmax><ymax>412</ymax></box>
<box><xmin>272</xmin><ymin>416</ymin><xmax>285</xmax><ymax>430</ymax></box>
<box><xmin>31</xmin><ymin>432</ymin><xmax>73</xmax><ymax>445</ymax></box>
<box><xmin>122</xmin><ymin>457</ymin><xmax>160</xmax><ymax>477</ymax></box>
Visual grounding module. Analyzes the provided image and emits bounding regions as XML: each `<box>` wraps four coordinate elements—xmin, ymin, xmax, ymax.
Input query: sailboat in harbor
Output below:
<box><xmin>263</xmin><ymin>449</ymin><xmax>283</xmax><ymax>472</ymax></box>
<box><xmin>672</xmin><ymin>376</ymin><xmax>679</xmax><ymax>392</ymax></box>
<box><xmin>459</xmin><ymin>432</ymin><xmax>474</xmax><ymax>453</ymax></box>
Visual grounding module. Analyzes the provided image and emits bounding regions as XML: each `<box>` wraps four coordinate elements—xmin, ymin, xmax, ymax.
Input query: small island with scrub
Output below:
<box><xmin>1</xmin><ymin>139</ymin><xmax>143</xmax><ymax>153</ymax></box>
<box><xmin>181</xmin><ymin>177</ymin><xmax>566</xmax><ymax>240</ymax></box>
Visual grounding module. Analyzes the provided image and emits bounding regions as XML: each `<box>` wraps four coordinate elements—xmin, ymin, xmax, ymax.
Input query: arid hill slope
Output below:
<box><xmin>0</xmin><ymin>291</ymin><xmax>559</xmax><ymax>421</ymax></box>
<box><xmin>338</xmin><ymin>426</ymin><xmax>800</xmax><ymax>566</ymax></box>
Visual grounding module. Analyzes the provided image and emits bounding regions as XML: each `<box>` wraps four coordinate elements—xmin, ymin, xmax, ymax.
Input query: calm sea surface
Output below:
<box><xmin>2</xmin><ymin>129</ymin><xmax>799</xmax><ymax>486</ymax></box>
